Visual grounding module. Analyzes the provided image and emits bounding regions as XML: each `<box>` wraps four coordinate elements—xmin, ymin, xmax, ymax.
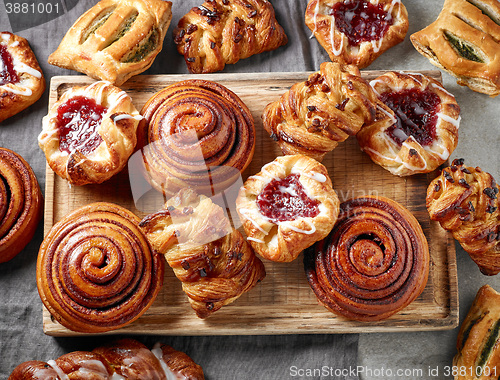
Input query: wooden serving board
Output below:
<box><xmin>43</xmin><ymin>71</ymin><xmax>458</xmax><ymax>336</ymax></box>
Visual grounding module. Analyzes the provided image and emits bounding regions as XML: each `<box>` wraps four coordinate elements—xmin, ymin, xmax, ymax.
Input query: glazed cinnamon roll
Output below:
<box><xmin>427</xmin><ymin>159</ymin><xmax>500</xmax><ymax>275</ymax></box>
<box><xmin>262</xmin><ymin>62</ymin><xmax>377</xmax><ymax>161</ymax></box>
<box><xmin>0</xmin><ymin>148</ymin><xmax>43</xmax><ymax>263</ymax></box>
<box><xmin>140</xmin><ymin>188</ymin><xmax>266</xmax><ymax>318</ymax></box>
<box><xmin>304</xmin><ymin>196</ymin><xmax>429</xmax><ymax>321</ymax></box>
<box><xmin>140</xmin><ymin>79</ymin><xmax>255</xmax><ymax>196</ymax></box>
<box><xmin>36</xmin><ymin>203</ymin><xmax>164</xmax><ymax>333</ymax></box>
<box><xmin>8</xmin><ymin>338</ymin><xmax>205</xmax><ymax>379</ymax></box>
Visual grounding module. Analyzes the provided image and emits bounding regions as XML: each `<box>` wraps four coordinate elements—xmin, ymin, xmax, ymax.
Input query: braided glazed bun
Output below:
<box><xmin>358</xmin><ymin>71</ymin><xmax>461</xmax><ymax>176</ymax></box>
<box><xmin>262</xmin><ymin>62</ymin><xmax>377</xmax><ymax>161</ymax></box>
<box><xmin>37</xmin><ymin>202</ymin><xmax>164</xmax><ymax>333</ymax></box>
<box><xmin>140</xmin><ymin>188</ymin><xmax>266</xmax><ymax>318</ymax></box>
<box><xmin>0</xmin><ymin>148</ymin><xmax>43</xmax><ymax>263</ymax></box>
<box><xmin>140</xmin><ymin>79</ymin><xmax>255</xmax><ymax>197</ymax></box>
<box><xmin>173</xmin><ymin>0</ymin><xmax>287</xmax><ymax>73</ymax></box>
<box><xmin>304</xmin><ymin>196</ymin><xmax>429</xmax><ymax>321</ymax></box>
<box><xmin>427</xmin><ymin>159</ymin><xmax>500</xmax><ymax>275</ymax></box>
<box><xmin>8</xmin><ymin>338</ymin><xmax>205</xmax><ymax>379</ymax></box>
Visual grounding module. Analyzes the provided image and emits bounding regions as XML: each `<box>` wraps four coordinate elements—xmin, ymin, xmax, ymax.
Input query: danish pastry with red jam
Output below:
<box><xmin>305</xmin><ymin>0</ymin><xmax>408</xmax><ymax>68</ymax></box>
<box><xmin>0</xmin><ymin>32</ymin><xmax>45</xmax><ymax>123</ymax></box>
<box><xmin>39</xmin><ymin>81</ymin><xmax>142</xmax><ymax>185</ymax></box>
<box><xmin>357</xmin><ymin>71</ymin><xmax>461</xmax><ymax>176</ymax></box>
<box><xmin>236</xmin><ymin>154</ymin><xmax>339</xmax><ymax>263</ymax></box>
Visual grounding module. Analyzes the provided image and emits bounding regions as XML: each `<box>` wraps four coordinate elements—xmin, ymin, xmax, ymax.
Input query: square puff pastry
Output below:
<box><xmin>48</xmin><ymin>0</ymin><xmax>172</xmax><ymax>86</ymax></box>
<box><xmin>411</xmin><ymin>0</ymin><xmax>500</xmax><ymax>96</ymax></box>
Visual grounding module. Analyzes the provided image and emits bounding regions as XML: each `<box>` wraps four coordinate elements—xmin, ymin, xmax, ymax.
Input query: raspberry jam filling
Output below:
<box><xmin>332</xmin><ymin>0</ymin><xmax>393</xmax><ymax>46</ymax></box>
<box><xmin>381</xmin><ymin>88</ymin><xmax>440</xmax><ymax>147</ymax></box>
<box><xmin>257</xmin><ymin>173</ymin><xmax>320</xmax><ymax>223</ymax></box>
<box><xmin>56</xmin><ymin>96</ymin><xmax>107</xmax><ymax>155</ymax></box>
<box><xmin>0</xmin><ymin>44</ymin><xmax>19</xmax><ymax>86</ymax></box>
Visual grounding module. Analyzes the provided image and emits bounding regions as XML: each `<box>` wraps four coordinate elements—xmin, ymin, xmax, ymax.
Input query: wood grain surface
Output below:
<box><xmin>42</xmin><ymin>71</ymin><xmax>458</xmax><ymax>336</ymax></box>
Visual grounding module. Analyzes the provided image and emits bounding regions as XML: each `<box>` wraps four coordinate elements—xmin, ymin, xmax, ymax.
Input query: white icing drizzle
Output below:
<box><xmin>437</xmin><ymin>113</ymin><xmax>461</xmax><ymax>129</ymax></box>
<box><xmin>10</xmin><ymin>40</ymin><xmax>19</xmax><ymax>47</ymax></box>
<box><xmin>279</xmin><ymin>218</ymin><xmax>317</xmax><ymax>235</ymax></box>
<box><xmin>386</xmin><ymin>0</ymin><xmax>402</xmax><ymax>18</ymax></box>
<box><xmin>13</xmin><ymin>59</ymin><xmax>42</xmax><ymax>78</ymax></box>
<box><xmin>1</xmin><ymin>85</ymin><xmax>32</xmax><ymax>96</ymax></box>
<box><xmin>110</xmin><ymin>373</ymin><xmax>126</xmax><ymax>380</ymax></box>
<box><xmin>424</xmin><ymin>140</ymin><xmax>449</xmax><ymax>160</ymax></box>
<box><xmin>376</xmin><ymin>104</ymin><xmax>397</xmax><ymax>124</ymax></box>
<box><xmin>401</xmin><ymin>141</ymin><xmax>427</xmax><ymax>170</ymax></box>
<box><xmin>371</xmin><ymin>37</ymin><xmax>384</xmax><ymax>53</ymax></box>
<box><xmin>151</xmin><ymin>343</ymin><xmax>187</xmax><ymax>380</ymax></box>
<box><xmin>329</xmin><ymin>17</ymin><xmax>343</xmax><ymax>56</ymax></box>
<box><xmin>430</xmin><ymin>82</ymin><xmax>455</xmax><ymax>98</ymax></box>
<box><xmin>75</xmin><ymin>360</ymin><xmax>110</xmax><ymax>378</ymax></box>
<box><xmin>47</xmin><ymin>360</ymin><xmax>70</xmax><ymax>380</ymax></box>
<box><xmin>112</xmin><ymin>113</ymin><xmax>144</xmax><ymax>125</ymax></box>
<box><xmin>238</xmin><ymin>208</ymin><xmax>268</xmax><ymax>235</ymax></box>
<box><xmin>247</xmin><ymin>236</ymin><xmax>265</xmax><ymax>244</ymax></box>
<box><xmin>369</xmin><ymin>79</ymin><xmax>385</xmax><ymax>97</ymax></box>
<box><xmin>1</xmin><ymin>33</ymin><xmax>10</xmax><ymax>42</ymax></box>
<box><xmin>298</xmin><ymin>171</ymin><xmax>327</xmax><ymax>183</ymax></box>
<box><xmin>309</xmin><ymin>0</ymin><xmax>321</xmax><ymax>39</ymax></box>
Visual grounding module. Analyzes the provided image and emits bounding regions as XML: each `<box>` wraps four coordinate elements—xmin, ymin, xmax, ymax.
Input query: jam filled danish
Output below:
<box><xmin>236</xmin><ymin>154</ymin><xmax>339</xmax><ymax>263</ymax></box>
<box><xmin>48</xmin><ymin>0</ymin><xmax>172</xmax><ymax>85</ymax></box>
<box><xmin>39</xmin><ymin>81</ymin><xmax>142</xmax><ymax>185</ymax></box>
<box><xmin>357</xmin><ymin>71</ymin><xmax>461</xmax><ymax>176</ymax></box>
<box><xmin>305</xmin><ymin>0</ymin><xmax>408</xmax><ymax>68</ymax></box>
<box><xmin>304</xmin><ymin>196</ymin><xmax>429</xmax><ymax>321</ymax></box>
<box><xmin>0</xmin><ymin>32</ymin><xmax>45</xmax><ymax>123</ymax></box>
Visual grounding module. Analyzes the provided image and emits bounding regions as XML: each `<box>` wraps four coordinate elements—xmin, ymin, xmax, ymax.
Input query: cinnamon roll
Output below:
<box><xmin>357</xmin><ymin>71</ymin><xmax>461</xmax><ymax>176</ymax></box>
<box><xmin>426</xmin><ymin>159</ymin><xmax>500</xmax><ymax>275</ymax></box>
<box><xmin>0</xmin><ymin>148</ymin><xmax>43</xmax><ymax>263</ymax></box>
<box><xmin>36</xmin><ymin>202</ymin><xmax>164</xmax><ymax>333</ymax></box>
<box><xmin>173</xmin><ymin>0</ymin><xmax>287</xmax><ymax>73</ymax></box>
<box><xmin>140</xmin><ymin>79</ymin><xmax>255</xmax><ymax>197</ymax></box>
<box><xmin>304</xmin><ymin>196</ymin><xmax>429</xmax><ymax>321</ymax></box>
<box><xmin>236</xmin><ymin>154</ymin><xmax>339</xmax><ymax>262</ymax></box>
<box><xmin>140</xmin><ymin>188</ymin><xmax>266</xmax><ymax>318</ymax></box>
<box><xmin>262</xmin><ymin>62</ymin><xmax>378</xmax><ymax>161</ymax></box>
<box><xmin>8</xmin><ymin>338</ymin><xmax>205</xmax><ymax>379</ymax></box>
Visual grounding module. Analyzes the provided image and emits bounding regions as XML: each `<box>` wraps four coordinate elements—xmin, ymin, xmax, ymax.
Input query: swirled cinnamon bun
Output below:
<box><xmin>39</xmin><ymin>81</ymin><xmax>142</xmax><ymax>185</ymax></box>
<box><xmin>8</xmin><ymin>338</ymin><xmax>205</xmax><ymax>379</ymax></box>
<box><xmin>0</xmin><ymin>148</ymin><xmax>43</xmax><ymax>263</ymax></box>
<box><xmin>48</xmin><ymin>0</ymin><xmax>172</xmax><ymax>85</ymax></box>
<box><xmin>262</xmin><ymin>62</ymin><xmax>378</xmax><ymax>161</ymax></box>
<box><xmin>236</xmin><ymin>154</ymin><xmax>339</xmax><ymax>262</ymax></box>
<box><xmin>140</xmin><ymin>188</ymin><xmax>265</xmax><ymax>318</ymax></box>
<box><xmin>173</xmin><ymin>0</ymin><xmax>287</xmax><ymax>73</ymax></box>
<box><xmin>304</xmin><ymin>196</ymin><xmax>429</xmax><ymax>321</ymax></box>
<box><xmin>0</xmin><ymin>32</ymin><xmax>45</xmax><ymax>123</ymax></box>
<box><xmin>305</xmin><ymin>0</ymin><xmax>408</xmax><ymax>69</ymax></box>
<box><xmin>427</xmin><ymin>159</ymin><xmax>500</xmax><ymax>275</ymax></box>
<box><xmin>140</xmin><ymin>79</ymin><xmax>255</xmax><ymax>197</ymax></box>
<box><xmin>358</xmin><ymin>71</ymin><xmax>461</xmax><ymax>176</ymax></box>
<box><xmin>36</xmin><ymin>202</ymin><xmax>164</xmax><ymax>333</ymax></box>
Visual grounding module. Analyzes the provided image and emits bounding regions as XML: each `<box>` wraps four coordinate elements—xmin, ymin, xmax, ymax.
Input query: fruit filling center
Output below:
<box><xmin>381</xmin><ymin>88</ymin><xmax>440</xmax><ymax>146</ymax></box>
<box><xmin>332</xmin><ymin>0</ymin><xmax>393</xmax><ymax>46</ymax></box>
<box><xmin>257</xmin><ymin>173</ymin><xmax>320</xmax><ymax>223</ymax></box>
<box><xmin>56</xmin><ymin>96</ymin><xmax>107</xmax><ymax>155</ymax></box>
<box><xmin>0</xmin><ymin>44</ymin><xmax>19</xmax><ymax>86</ymax></box>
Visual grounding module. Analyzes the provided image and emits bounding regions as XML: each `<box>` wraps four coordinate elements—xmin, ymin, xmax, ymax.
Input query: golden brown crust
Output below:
<box><xmin>39</xmin><ymin>81</ymin><xmax>141</xmax><ymax>185</ymax></box>
<box><xmin>48</xmin><ymin>0</ymin><xmax>172</xmax><ymax>86</ymax></box>
<box><xmin>173</xmin><ymin>0</ymin><xmax>287</xmax><ymax>73</ymax></box>
<box><xmin>140</xmin><ymin>79</ymin><xmax>255</xmax><ymax>197</ymax></box>
<box><xmin>236</xmin><ymin>154</ymin><xmax>339</xmax><ymax>263</ymax></box>
<box><xmin>304</xmin><ymin>195</ymin><xmax>430</xmax><ymax>321</ymax></box>
<box><xmin>410</xmin><ymin>0</ymin><xmax>500</xmax><ymax>96</ymax></box>
<box><xmin>305</xmin><ymin>0</ymin><xmax>408</xmax><ymax>69</ymax></box>
<box><xmin>36</xmin><ymin>202</ymin><xmax>164</xmax><ymax>333</ymax></box>
<box><xmin>262</xmin><ymin>62</ymin><xmax>378</xmax><ymax>161</ymax></box>
<box><xmin>0</xmin><ymin>148</ymin><xmax>43</xmax><ymax>263</ymax></box>
<box><xmin>0</xmin><ymin>32</ymin><xmax>45</xmax><ymax>123</ymax></box>
<box><xmin>453</xmin><ymin>285</ymin><xmax>500</xmax><ymax>380</ymax></box>
<box><xmin>8</xmin><ymin>339</ymin><xmax>205</xmax><ymax>380</ymax></box>
<box><xmin>357</xmin><ymin>71</ymin><xmax>461</xmax><ymax>176</ymax></box>
<box><xmin>140</xmin><ymin>188</ymin><xmax>266</xmax><ymax>318</ymax></box>
<box><xmin>426</xmin><ymin>159</ymin><xmax>500</xmax><ymax>275</ymax></box>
